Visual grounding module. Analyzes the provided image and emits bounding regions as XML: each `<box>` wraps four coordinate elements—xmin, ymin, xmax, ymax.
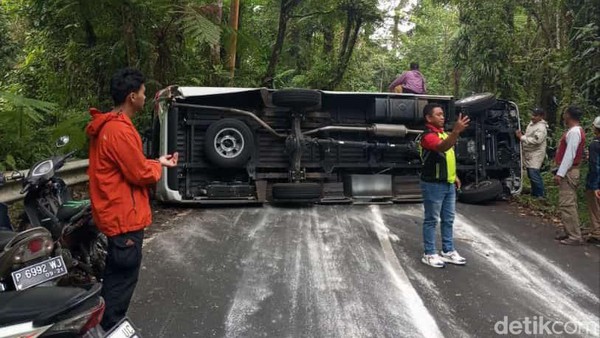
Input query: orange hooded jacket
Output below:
<box><xmin>86</xmin><ymin>108</ymin><xmax>162</xmax><ymax>237</ymax></box>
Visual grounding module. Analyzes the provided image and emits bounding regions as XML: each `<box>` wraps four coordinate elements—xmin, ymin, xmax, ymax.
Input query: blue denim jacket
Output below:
<box><xmin>586</xmin><ymin>137</ymin><xmax>600</xmax><ymax>190</ymax></box>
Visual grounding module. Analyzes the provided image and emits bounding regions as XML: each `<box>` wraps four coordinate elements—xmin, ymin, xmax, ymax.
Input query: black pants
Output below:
<box><xmin>0</xmin><ymin>203</ymin><xmax>12</xmax><ymax>231</ymax></box>
<box><xmin>100</xmin><ymin>229</ymin><xmax>144</xmax><ymax>331</ymax></box>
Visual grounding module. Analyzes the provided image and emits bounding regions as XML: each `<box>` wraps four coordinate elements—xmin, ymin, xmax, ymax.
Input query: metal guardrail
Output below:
<box><xmin>0</xmin><ymin>160</ymin><xmax>89</xmax><ymax>203</ymax></box>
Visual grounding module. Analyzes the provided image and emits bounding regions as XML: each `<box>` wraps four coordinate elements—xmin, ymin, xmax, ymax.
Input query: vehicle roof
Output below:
<box><xmin>170</xmin><ymin>86</ymin><xmax>454</xmax><ymax>101</ymax></box>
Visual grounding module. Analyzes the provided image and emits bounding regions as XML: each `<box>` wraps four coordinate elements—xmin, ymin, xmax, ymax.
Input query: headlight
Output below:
<box><xmin>32</xmin><ymin>160</ymin><xmax>53</xmax><ymax>176</ymax></box>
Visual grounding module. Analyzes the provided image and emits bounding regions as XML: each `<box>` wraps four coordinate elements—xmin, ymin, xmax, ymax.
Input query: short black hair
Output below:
<box><xmin>423</xmin><ymin>103</ymin><xmax>442</xmax><ymax>118</ymax></box>
<box><xmin>110</xmin><ymin>68</ymin><xmax>146</xmax><ymax>105</ymax></box>
<box><xmin>531</xmin><ymin>107</ymin><xmax>545</xmax><ymax>116</ymax></box>
<box><xmin>565</xmin><ymin>105</ymin><xmax>583</xmax><ymax>122</ymax></box>
<box><xmin>410</xmin><ymin>62</ymin><xmax>419</xmax><ymax>70</ymax></box>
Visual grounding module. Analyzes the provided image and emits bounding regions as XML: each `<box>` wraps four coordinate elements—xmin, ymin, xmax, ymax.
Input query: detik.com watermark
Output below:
<box><xmin>494</xmin><ymin>316</ymin><xmax>599</xmax><ymax>336</ymax></box>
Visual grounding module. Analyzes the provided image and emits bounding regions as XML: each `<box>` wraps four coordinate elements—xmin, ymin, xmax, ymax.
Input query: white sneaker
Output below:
<box><xmin>440</xmin><ymin>250</ymin><xmax>466</xmax><ymax>265</ymax></box>
<box><xmin>421</xmin><ymin>254</ymin><xmax>446</xmax><ymax>268</ymax></box>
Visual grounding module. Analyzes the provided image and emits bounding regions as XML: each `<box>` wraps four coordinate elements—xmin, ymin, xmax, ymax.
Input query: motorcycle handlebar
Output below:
<box><xmin>55</xmin><ymin>150</ymin><xmax>77</xmax><ymax>170</ymax></box>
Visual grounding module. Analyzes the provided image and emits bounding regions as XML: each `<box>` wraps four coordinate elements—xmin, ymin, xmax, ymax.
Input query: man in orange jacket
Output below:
<box><xmin>86</xmin><ymin>68</ymin><xmax>178</xmax><ymax>330</ymax></box>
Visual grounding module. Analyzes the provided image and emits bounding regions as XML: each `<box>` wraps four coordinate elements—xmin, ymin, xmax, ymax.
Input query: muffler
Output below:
<box><xmin>369</xmin><ymin>124</ymin><xmax>422</xmax><ymax>137</ymax></box>
<box><xmin>303</xmin><ymin>124</ymin><xmax>421</xmax><ymax>138</ymax></box>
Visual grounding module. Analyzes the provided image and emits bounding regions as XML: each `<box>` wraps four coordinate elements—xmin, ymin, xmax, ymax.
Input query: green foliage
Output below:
<box><xmin>398</xmin><ymin>0</ymin><xmax>459</xmax><ymax>95</ymax></box>
<box><xmin>0</xmin><ymin>0</ymin><xmax>598</xmax><ymax>206</ymax></box>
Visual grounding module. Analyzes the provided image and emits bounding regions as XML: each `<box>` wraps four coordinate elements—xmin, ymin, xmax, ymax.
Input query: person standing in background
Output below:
<box><xmin>553</xmin><ymin>106</ymin><xmax>585</xmax><ymax>245</ymax></box>
<box><xmin>516</xmin><ymin>107</ymin><xmax>548</xmax><ymax>199</ymax></box>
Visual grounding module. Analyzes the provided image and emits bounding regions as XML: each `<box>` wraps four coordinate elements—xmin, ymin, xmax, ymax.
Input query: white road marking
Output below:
<box><xmin>370</xmin><ymin>205</ymin><xmax>445</xmax><ymax>338</ymax></box>
<box><xmin>143</xmin><ymin>205</ymin><xmax>599</xmax><ymax>337</ymax></box>
<box><xmin>455</xmin><ymin>214</ymin><xmax>600</xmax><ymax>337</ymax></box>
<box><xmin>378</xmin><ymin>206</ymin><xmax>600</xmax><ymax>338</ymax></box>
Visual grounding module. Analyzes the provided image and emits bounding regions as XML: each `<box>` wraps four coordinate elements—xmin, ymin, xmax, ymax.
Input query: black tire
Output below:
<box><xmin>205</xmin><ymin>119</ymin><xmax>254</xmax><ymax>168</ymax></box>
<box><xmin>272</xmin><ymin>89</ymin><xmax>321</xmax><ymax>110</ymax></box>
<box><xmin>455</xmin><ymin>93</ymin><xmax>497</xmax><ymax>113</ymax></box>
<box><xmin>272</xmin><ymin>183</ymin><xmax>322</xmax><ymax>201</ymax></box>
<box><xmin>458</xmin><ymin>179</ymin><xmax>503</xmax><ymax>204</ymax></box>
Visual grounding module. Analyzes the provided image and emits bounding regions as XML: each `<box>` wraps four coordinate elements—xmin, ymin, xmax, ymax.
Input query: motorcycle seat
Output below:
<box><xmin>56</xmin><ymin>200</ymin><xmax>91</xmax><ymax>222</ymax></box>
<box><xmin>0</xmin><ymin>231</ymin><xmax>17</xmax><ymax>249</ymax></box>
<box><xmin>0</xmin><ymin>286</ymin><xmax>87</xmax><ymax>325</ymax></box>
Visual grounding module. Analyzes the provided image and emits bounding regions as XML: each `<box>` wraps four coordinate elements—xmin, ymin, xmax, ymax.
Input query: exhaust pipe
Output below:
<box><xmin>303</xmin><ymin>124</ymin><xmax>422</xmax><ymax>138</ymax></box>
<box><xmin>369</xmin><ymin>124</ymin><xmax>422</xmax><ymax>137</ymax></box>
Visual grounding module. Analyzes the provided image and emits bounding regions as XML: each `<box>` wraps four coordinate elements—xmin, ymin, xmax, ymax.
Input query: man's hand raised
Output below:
<box><xmin>159</xmin><ymin>152</ymin><xmax>179</xmax><ymax>167</ymax></box>
<box><xmin>452</xmin><ymin>113</ymin><xmax>470</xmax><ymax>134</ymax></box>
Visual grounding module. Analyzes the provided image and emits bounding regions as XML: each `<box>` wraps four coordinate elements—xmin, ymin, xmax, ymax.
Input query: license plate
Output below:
<box><xmin>11</xmin><ymin>256</ymin><xmax>67</xmax><ymax>291</ymax></box>
<box><xmin>105</xmin><ymin>318</ymin><xmax>142</xmax><ymax>338</ymax></box>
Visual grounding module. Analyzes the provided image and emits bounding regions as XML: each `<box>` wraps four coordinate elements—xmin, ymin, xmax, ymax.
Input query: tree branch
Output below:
<box><xmin>289</xmin><ymin>9</ymin><xmax>334</xmax><ymax>19</ymax></box>
<box><xmin>522</xmin><ymin>2</ymin><xmax>553</xmax><ymax>46</ymax></box>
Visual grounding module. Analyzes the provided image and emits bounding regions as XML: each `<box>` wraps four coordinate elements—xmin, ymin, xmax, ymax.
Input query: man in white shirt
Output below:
<box><xmin>553</xmin><ymin>106</ymin><xmax>586</xmax><ymax>245</ymax></box>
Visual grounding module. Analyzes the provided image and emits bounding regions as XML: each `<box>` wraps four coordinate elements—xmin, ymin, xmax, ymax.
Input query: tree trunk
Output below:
<box><xmin>227</xmin><ymin>0</ymin><xmax>240</xmax><ymax>80</ymax></box>
<box><xmin>338</xmin><ymin>13</ymin><xmax>353</xmax><ymax>64</ymax></box>
<box><xmin>540</xmin><ymin>74</ymin><xmax>557</xmax><ymax>126</ymax></box>
<box><xmin>322</xmin><ymin>23</ymin><xmax>334</xmax><ymax>57</ymax></box>
<box><xmin>453</xmin><ymin>68</ymin><xmax>461</xmax><ymax>98</ymax></box>
<box><xmin>328</xmin><ymin>17</ymin><xmax>362</xmax><ymax>90</ymax></box>
<box><xmin>154</xmin><ymin>24</ymin><xmax>173</xmax><ymax>87</ymax></box>
<box><xmin>290</xmin><ymin>25</ymin><xmax>301</xmax><ymax>70</ymax></box>
<box><xmin>211</xmin><ymin>0</ymin><xmax>223</xmax><ymax>66</ymax></box>
<box><xmin>262</xmin><ymin>2</ymin><xmax>287</xmax><ymax>87</ymax></box>
<box><xmin>122</xmin><ymin>9</ymin><xmax>138</xmax><ymax>67</ymax></box>
<box><xmin>76</xmin><ymin>1</ymin><xmax>96</xmax><ymax>48</ymax></box>
<box><xmin>261</xmin><ymin>0</ymin><xmax>302</xmax><ymax>88</ymax></box>
<box><xmin>392</xmin><ymin>8</ymin><xmax>400</xmax><ymax>50</ymax></box>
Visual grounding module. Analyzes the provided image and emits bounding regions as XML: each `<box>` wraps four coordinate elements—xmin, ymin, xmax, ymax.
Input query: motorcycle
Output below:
<box><xmin>0</xmin><ymin>226</ymin><xmax>61</xmax><ymax>292</ymax></box>
<box><xmin>0</xmin><ymin>142</ymin><xmax>106</xmax><ymax>337</ymax></box>
<box><xmin>0</xmin><ymin>283</ymin><xmax>105</xmax><ymax>337</ymax></box>
<box><xmin>14</xmin><ymin>136</ymin><xmax>106</xmax><ymax>285</ymax></box>
<box><xmin>1</xmin><ymin>173</ymin><xmax>68</xmax><ymax>292</ymax></box>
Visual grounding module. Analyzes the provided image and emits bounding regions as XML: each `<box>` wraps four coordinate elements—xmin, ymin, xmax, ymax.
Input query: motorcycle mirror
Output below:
<box><xmin>56</xmin><ymin>135</ymin><xmax>70</xmax><ymax>148</ymax></box>
<box><xmin>10</xmin><ymin>171</ymin><xmax>24</xmax><ymax>180</ymax></box>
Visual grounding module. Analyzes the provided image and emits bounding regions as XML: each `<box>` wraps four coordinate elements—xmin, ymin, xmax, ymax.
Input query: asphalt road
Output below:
<box><xmin>129</xmin><ymin>202</ymin><xmax>600</xmax><ymax>338</ymax></box>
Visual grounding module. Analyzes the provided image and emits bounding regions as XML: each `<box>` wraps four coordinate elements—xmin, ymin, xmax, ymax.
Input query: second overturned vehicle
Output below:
<box><xmin>148</xmin><ymin>87</ymin><xmax>522</xmax><ymax>205</ymax></box>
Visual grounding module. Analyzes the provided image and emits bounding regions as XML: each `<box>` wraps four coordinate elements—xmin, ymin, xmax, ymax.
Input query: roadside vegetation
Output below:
<box><xmin>515</xmin><ymin>164</ymin><xmax>593</xmax><ymax>232</ymax></box>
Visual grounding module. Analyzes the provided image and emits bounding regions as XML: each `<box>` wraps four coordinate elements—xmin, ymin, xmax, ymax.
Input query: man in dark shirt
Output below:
<box><xmin>585</xmin><ymin>116</ymin><xmax>600</xmax><ymax>244</ymax></box>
